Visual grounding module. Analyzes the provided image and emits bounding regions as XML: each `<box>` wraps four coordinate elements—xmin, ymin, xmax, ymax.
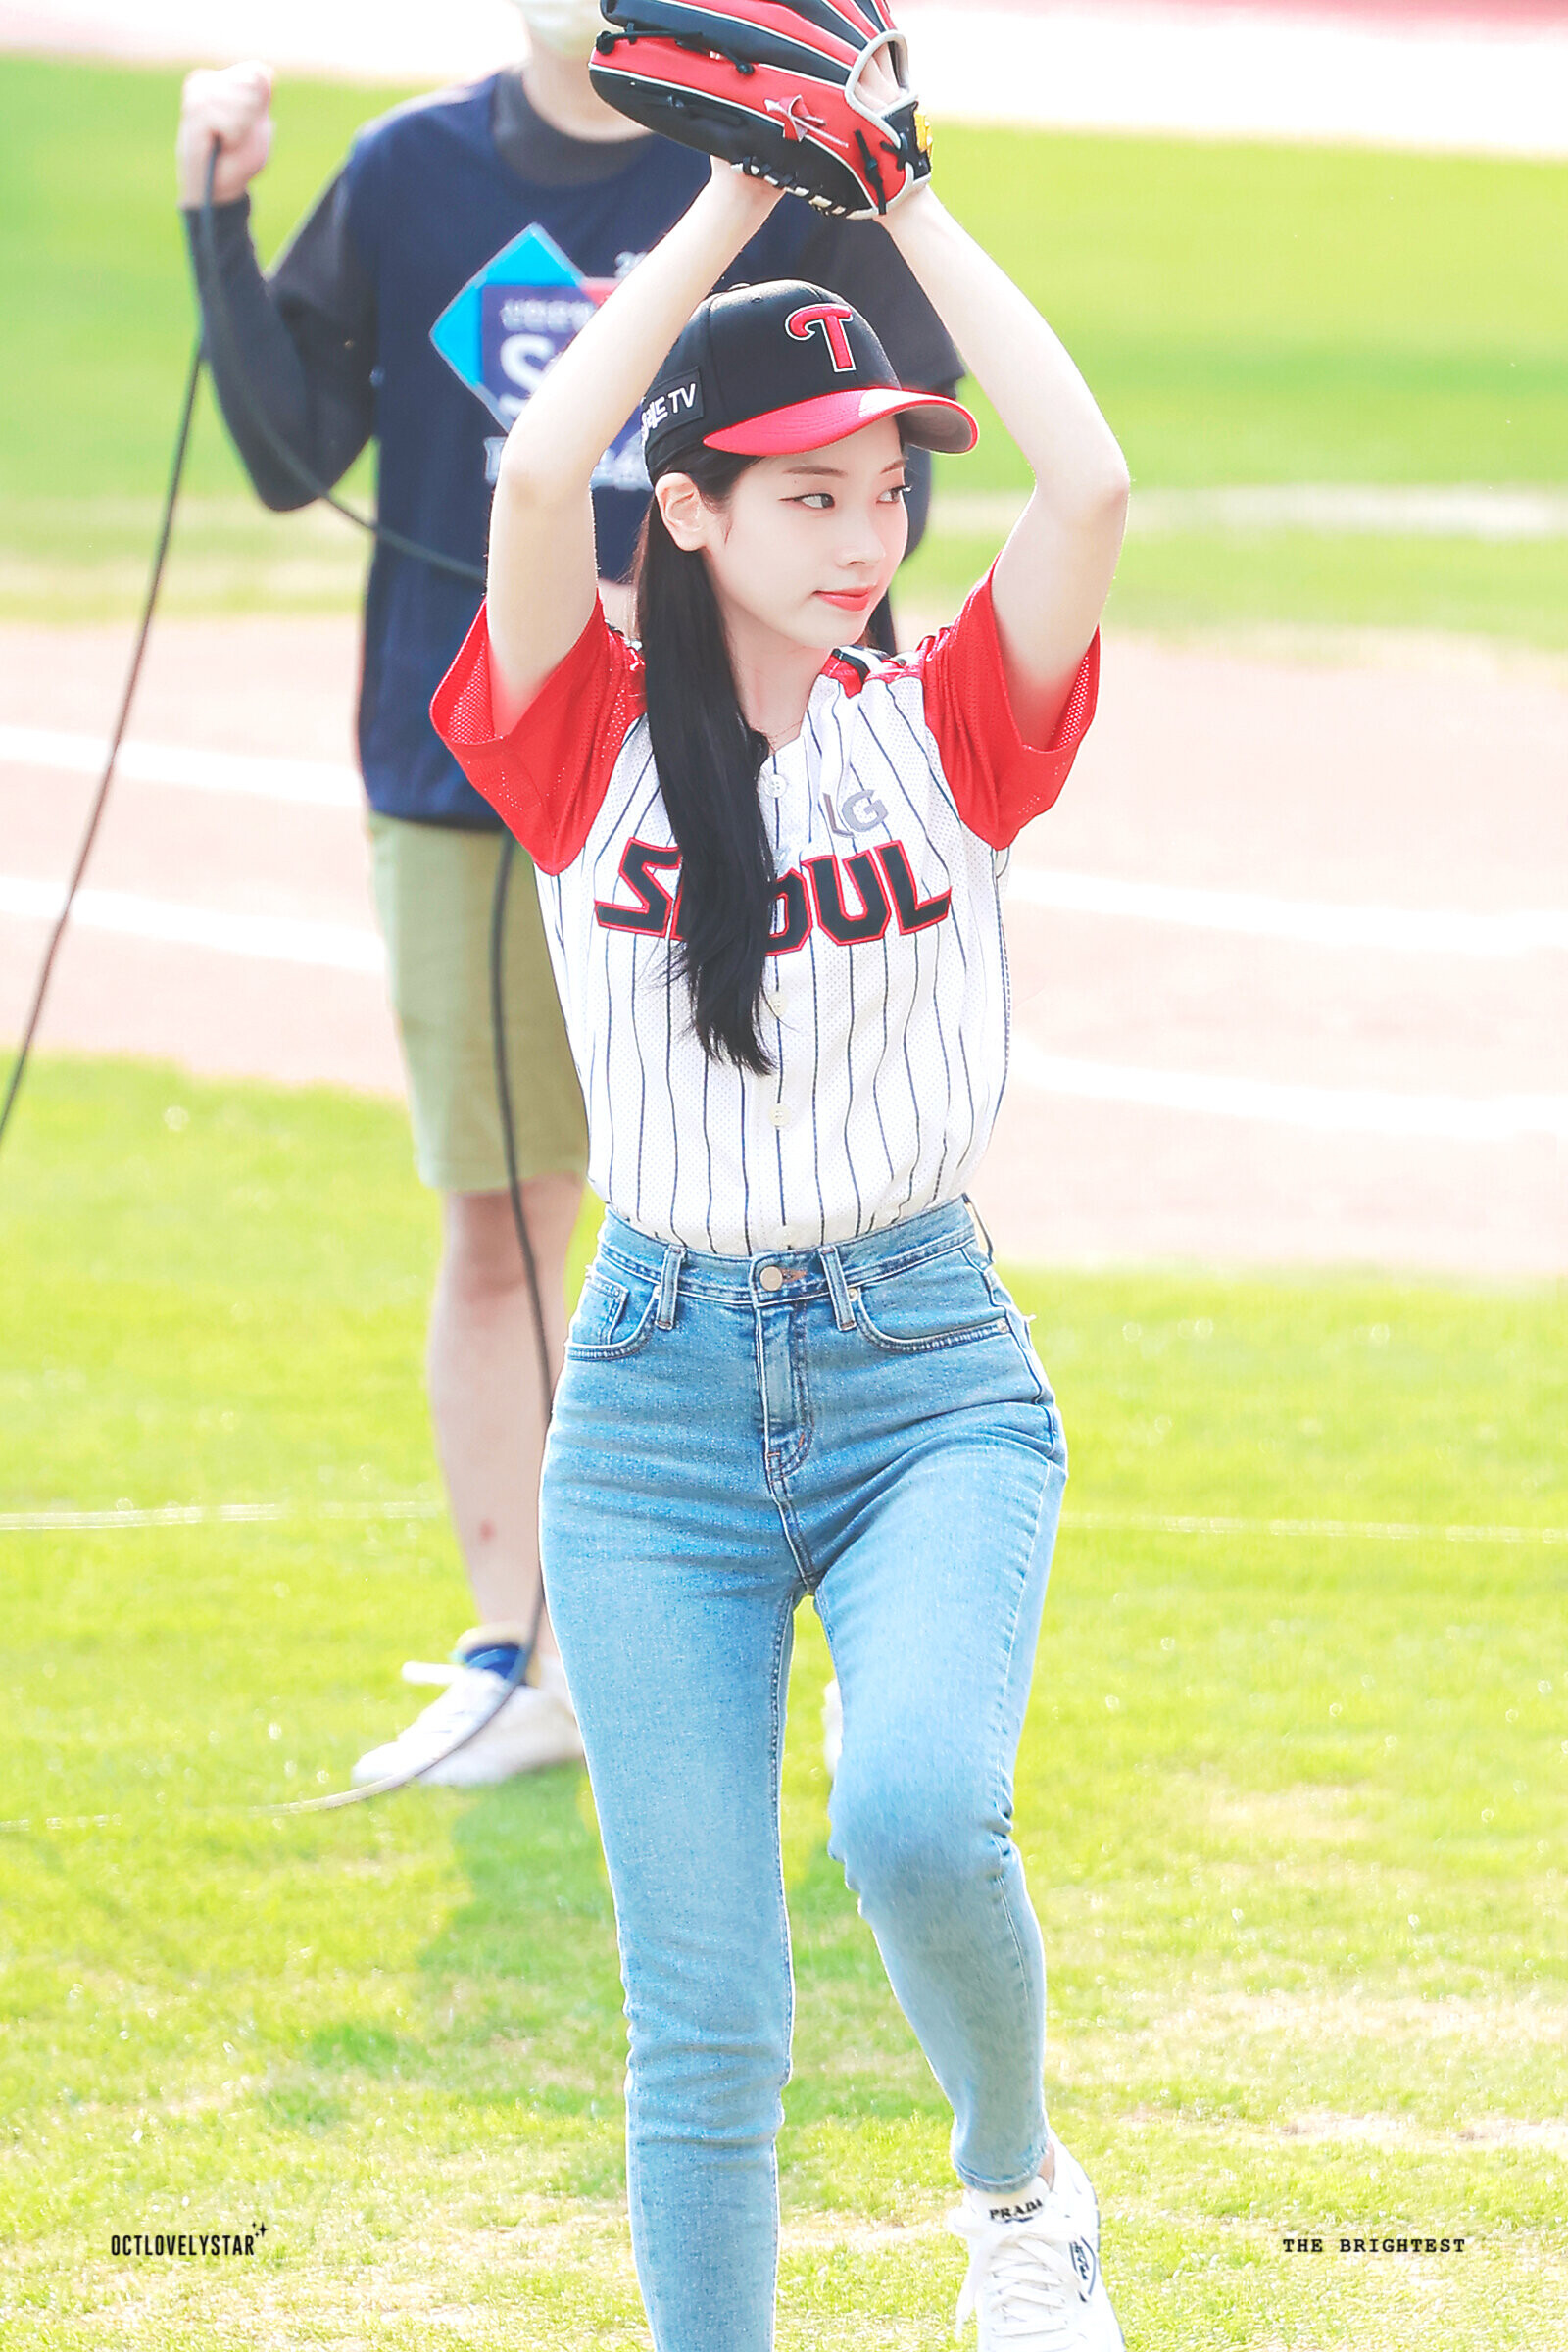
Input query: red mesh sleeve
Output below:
<box><xmin>912</xmin><ymin>569</ymin><xmax>1100</xmax><ymax>852</ymax></box>
<box><xmin>430</xmin><ymin>601</ymin><xmax>646</xmax><ymax>874</ymax></box>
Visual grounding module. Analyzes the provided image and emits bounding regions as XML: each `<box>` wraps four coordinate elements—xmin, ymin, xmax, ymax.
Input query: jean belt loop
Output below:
<box><xmin>820</xmin><ymin>1244</ymin><xmax>857</xmax><ymax>1333</ymax></box>
<box><xmin>963</xmin><ymin>1192</ymin><xmax>996</xmax><ymax>1264</ymax></box>
<box><xmin>655</xmin><ymin>1238</ymin><xmax>686</xmax><ymax>1331</ymax></box>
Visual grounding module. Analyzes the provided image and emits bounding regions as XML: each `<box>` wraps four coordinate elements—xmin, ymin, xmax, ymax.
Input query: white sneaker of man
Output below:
<box><xmin>351</xmin><ymin>1646</ymin><xmax>583</xmax><ymax>1788</ymax></box>
<box><xmin>949</xmin><ymin>2137</ymin><xmax>1125</xmax><ymax>2350</ymax></box>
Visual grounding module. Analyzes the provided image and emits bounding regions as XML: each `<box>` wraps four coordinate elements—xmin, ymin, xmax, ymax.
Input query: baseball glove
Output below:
<box><xmin>588</xmin><ymin>1</ymin><xmax>934</xmax><ymax>220</ymax></box>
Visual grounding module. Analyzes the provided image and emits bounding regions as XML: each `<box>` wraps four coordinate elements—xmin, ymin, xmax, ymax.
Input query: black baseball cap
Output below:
<box><xmin>639</xmin><ymin>280</ymin><xmax>977</xmax><ymax>477</ymax></box>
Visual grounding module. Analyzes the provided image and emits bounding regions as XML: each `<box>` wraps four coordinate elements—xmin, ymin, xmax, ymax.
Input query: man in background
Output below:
<box><xmin>176</xmin><ymin>0</ymin><xmax>961</xmax><ymax>1787</ymax></box>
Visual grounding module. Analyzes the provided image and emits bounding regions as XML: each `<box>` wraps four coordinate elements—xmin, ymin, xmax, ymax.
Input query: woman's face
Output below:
<box><xmin>656</xmin><ymin>419</ymin><xmax>911</xmax><ymax>654</ymax></box>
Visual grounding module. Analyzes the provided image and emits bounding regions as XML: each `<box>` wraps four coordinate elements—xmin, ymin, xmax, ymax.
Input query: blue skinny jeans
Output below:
<box><xmin>540</xmin><ymin>1199</ymin><xmax>1067</xmax><ymax>2352</ymax></box>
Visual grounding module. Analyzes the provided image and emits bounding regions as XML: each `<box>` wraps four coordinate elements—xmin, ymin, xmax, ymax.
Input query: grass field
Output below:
<box><xmin>1</xmin><ymin>53</ymin><xmax>1564</xmax><ymax>637</ymax></box>
<box><xmin>2</xmin><ymin>1054</ymin><xmax>1564</xmax><ymax>2347</ymax></box>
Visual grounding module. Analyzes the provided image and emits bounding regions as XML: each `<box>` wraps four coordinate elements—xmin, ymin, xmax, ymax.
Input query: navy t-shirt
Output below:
<box><xmin>189</xmin><ymin>75</ymin><xmax>960</xmax><ymax>828</ymax></box>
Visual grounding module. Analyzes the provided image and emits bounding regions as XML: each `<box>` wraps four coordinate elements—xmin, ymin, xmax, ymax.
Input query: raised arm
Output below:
<box><xmin>486</xmin><ymin>167</ymin><xmax>782</xmax><ymax>730</ymax></box>
<box><xmin>882</xmin><ymin>189</ymin><xmax>1129</xmax><ymax>744</ymax></box>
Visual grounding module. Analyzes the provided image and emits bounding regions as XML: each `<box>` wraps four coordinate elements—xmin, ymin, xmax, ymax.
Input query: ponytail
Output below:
<box><xmin>633</xmin><ymin>448</ymin><xmax>776</xmax><ymax>1076</ymax></box>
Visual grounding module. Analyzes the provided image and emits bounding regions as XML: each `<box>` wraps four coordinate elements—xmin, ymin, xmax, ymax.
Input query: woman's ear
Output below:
<box><xmin>654</xmin><ymin>472</ymin><xmax>710</xmax><ymax>554</ymax></box>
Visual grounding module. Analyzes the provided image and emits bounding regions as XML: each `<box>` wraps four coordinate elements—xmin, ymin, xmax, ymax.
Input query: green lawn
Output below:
<box><xmin>1</xmin><ymin>53</ymin><xmax>1564</xmax><ymax>637</ymax></box>
<box><xmin>2</xmin><ymin>1054</ymin><xmax>1564</xmax><ymax>2347</ymax></box>
<box><xmin>902</xmin><ymin>517</ymin><xmax>1568</xmax><ymax>651</ymax></box>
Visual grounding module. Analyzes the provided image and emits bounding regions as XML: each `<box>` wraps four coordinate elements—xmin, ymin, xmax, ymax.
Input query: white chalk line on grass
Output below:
<box><xmin>0</xmin><ymin>1499</ymin><xmax>440</xmax><ymax>1532</ymax></box>
<box><xmin>1068</xmin><ymin>1510</ymin><xmax>1566</xmax><ymax>1548</ymax></box>
<box><xmin>4</xmin><ymin>1497</ymin><xmax>1561</xmax><ymax>1546</ymax></box>
<box><xmin>1009</xmin><ymin>1036</ymin><xmax>1568</xmax><ymax>1143</ymax></box>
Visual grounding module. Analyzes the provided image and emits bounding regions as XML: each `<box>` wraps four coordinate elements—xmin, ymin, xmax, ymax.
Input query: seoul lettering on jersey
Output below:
<box><xmin>592</xmin><ymin>838</ymin><xmax>952</xmax><ymax>947</ymax></box>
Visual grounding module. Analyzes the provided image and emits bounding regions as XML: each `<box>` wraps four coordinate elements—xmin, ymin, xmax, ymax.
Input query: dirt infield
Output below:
<box><xmin>4</xmin><ymin>610</ymin><xmax>1563</xmax><ymax>1276</ymax></box>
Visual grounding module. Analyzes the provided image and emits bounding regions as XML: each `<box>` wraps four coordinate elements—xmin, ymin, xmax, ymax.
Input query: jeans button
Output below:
<box><xmin>759</xmin><ymin>1266</ymin><xmax>785</xmax><ymax>1293</ymax></box>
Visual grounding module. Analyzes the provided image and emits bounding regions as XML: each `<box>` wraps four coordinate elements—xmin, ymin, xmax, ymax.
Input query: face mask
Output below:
<box><xmin>513</xmin><ymin>0</ymin><xmax>606</xmax><ymax>61</ymax></box>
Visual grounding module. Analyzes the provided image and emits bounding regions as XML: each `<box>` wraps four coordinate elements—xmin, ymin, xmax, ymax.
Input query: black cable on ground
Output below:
<box><xmin>490</xmin><ymin>835</ymin><xmax>557</xmax><ymax>1412</ymax></box>
<box><xmin>0</xmin><ymin>338</ymin><xmax>204</xmax><ymax>1161</ymax></box>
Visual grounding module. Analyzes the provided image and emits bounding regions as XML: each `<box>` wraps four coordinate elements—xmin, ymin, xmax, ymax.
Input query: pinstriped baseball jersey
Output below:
<box><xmin>433</xmin><ymin>569</ymin><xmax>1098</xmax><ymax>1255</ymax></box>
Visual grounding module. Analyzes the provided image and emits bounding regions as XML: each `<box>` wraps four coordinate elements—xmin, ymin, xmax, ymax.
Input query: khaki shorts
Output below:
<box><xmin>368</xmin><ymin>811</ymin><xmax>588</xmax><ymax>1196</ymax></box>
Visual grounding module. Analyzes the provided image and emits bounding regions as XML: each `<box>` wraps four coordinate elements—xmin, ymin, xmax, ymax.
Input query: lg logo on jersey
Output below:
<box><xmin>822</xmin><ymin>786</ymin><xmax>888</xmax><ymax>838</ymax></box>
<box><xmin>594</xmin><ymin>840</ymin><xmax>951</xmax><ymax>948</ymax></box>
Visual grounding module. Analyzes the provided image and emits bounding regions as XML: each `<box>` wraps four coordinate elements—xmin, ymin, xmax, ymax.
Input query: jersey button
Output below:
<box><xmin>759</xmin><ymin>1265</ymin><xmax>785</xmax><ymax>1292</ymax></box>
<box><xmin>769</xmin><ymin>1105</ymin><xmax>790</xmax><ymax>1128</ymax></box>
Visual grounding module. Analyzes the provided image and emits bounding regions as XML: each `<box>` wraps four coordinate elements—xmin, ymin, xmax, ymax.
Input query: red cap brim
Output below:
<box><xmin>703</xmin><ymin>386</ymin><xmax>978</xmax><ymax>459</ymax></box>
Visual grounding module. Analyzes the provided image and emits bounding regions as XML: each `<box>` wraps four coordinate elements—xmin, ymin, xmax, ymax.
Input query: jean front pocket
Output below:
<box><xmin>851</xmin><ymin>1244</ymin><xmax>1013</xmax><ymax>1357</ymax></box>
<box><xmin>564</xmin><ymin>1264</ymin><xmax>660</xmax><ymax>1362</ymax></box>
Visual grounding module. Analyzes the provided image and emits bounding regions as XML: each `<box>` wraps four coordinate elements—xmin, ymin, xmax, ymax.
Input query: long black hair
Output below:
<box><xmin>633</xmin><ymin>445</ymin><xmax>777</xmax><ymax>1075</ymax></box>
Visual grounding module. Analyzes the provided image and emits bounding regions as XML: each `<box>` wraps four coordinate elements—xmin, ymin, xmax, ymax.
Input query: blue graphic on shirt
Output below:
<box><xmin>430</xmin><ymin>222</ymin><xmax>648</xmax><ymax>492</ymax></box>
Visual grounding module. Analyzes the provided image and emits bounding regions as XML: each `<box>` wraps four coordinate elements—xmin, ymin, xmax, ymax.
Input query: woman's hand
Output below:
<box><xmin>703</xmin><ymin>159</ymin><xmax>788</xmax><ymax>235</ymax></box>
<box><xmin>853</xmin><ymin>41</ymin><xmax>908</xmax><ymax>116</ymax></box>
<box><xmin>176</xmin><ymin>62</ymin><xmax>274</xmax><ymax>208</ymax></box>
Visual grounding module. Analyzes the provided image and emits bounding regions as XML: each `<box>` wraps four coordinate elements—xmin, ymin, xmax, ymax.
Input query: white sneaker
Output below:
<box><xmin>949</xmin><ymin>2140</ymin><xmax>1125</xmax><ymax>2349</ymax></box>
<box><xmin>351</xmin><ymin>1654</ymin><xmax>584</xmax><ymax>1788</ymax></box>
<box><xmin>822</xmin><ymin>1677</ymin><xmax>843</xmax><ymax>1777</ymax></box>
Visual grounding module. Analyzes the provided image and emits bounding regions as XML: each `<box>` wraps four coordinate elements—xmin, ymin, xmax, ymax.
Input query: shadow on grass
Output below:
<box><xmin>249</xmin><ymin>1773</ymin><xmax>626</xmax><ymax>2186</ymax></box>
<box><xmin>416</xmin><ymin>1768</ymin><xmax>629</xmax><ymax>2195</ymax></box>
<box><xmin>427</xmin><ymin>1770</ymin><xmax>614</xmax><ymax>1977</ymax></box>
<box><xmin>429</xmin><ymin>1761</ymin><xmax>941</xmax><ymax>2165</ymax></box>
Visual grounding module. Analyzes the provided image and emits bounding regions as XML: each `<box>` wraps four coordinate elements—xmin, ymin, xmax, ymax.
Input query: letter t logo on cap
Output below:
<box><xmin>786</xmin><ymin>302</ymin><xmax>857</xmax><ymax>373</ymax></box>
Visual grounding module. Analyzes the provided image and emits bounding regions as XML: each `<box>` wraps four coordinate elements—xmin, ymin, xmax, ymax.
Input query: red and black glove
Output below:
<box><xmin>589</xmin><ymin>1</ymin><xmax>934</xmax><ymax>220</ymax></box>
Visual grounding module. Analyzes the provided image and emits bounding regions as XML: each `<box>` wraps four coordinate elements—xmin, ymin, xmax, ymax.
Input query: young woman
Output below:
<box><xmin>433</xmin><ymin>121</ymin><xmax>1129</xmax><ymax>2352</ymax></box>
